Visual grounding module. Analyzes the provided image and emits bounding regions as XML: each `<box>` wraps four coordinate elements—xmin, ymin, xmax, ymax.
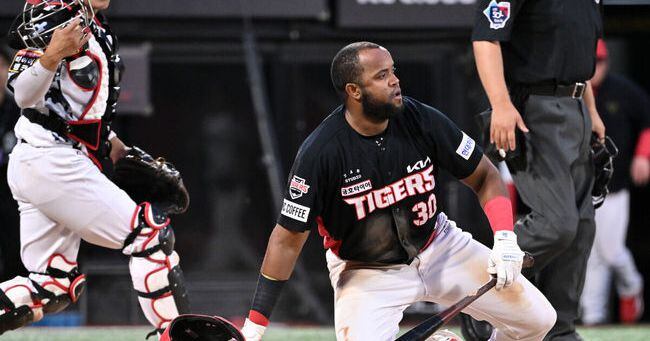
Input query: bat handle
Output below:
<box><xmin>522</xmin><ymin>252</ymin><xmax>534</xmax><ymax>269</ymax></box>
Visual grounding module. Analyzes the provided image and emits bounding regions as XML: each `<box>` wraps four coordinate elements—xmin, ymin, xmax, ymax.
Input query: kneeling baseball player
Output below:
<box><xmin>0</xmin><ymin>1</ymin><xmax>191</xmax><ymax>338</ymax></box>
<box><xmin>241</xmin><ymin>42</ymin><xmax>557</xmax><ymax>341</ymax></box>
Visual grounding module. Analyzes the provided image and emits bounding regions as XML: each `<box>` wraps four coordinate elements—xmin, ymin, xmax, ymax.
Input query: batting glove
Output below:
<box><xmin>242</xmin><ymin>318</ymin><xmax>266</xmax><ymax>341</ymax></box>
<box><xmin>488</xmin><ymin>230</ymin><xmax>524</xmax><ymax>290</ymax></box>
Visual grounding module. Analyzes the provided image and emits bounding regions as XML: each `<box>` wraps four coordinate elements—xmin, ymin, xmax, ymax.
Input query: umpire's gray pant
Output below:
<box><xmin>509</xmin><ymin>94</ymin><xmax>595</xmax><ymax>341</ymax></box>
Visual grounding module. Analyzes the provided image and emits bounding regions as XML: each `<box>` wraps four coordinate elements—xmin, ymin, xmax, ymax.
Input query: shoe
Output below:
<box><xmin>460</xmin><ymin>313</ymin><xmax>493</xmax><ymax>341</ymax></box>
<box><xmin>427</xmin><ymin>329</ymin><xmax>464</xmax><ymax>341</ymax></box>
<box><xmin>619</xmin><ymin>291</ymin><xmax>644</xmax><ymax>324</ymax></box>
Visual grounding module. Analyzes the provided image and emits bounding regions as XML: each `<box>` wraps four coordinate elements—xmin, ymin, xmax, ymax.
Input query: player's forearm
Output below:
<box><xmin>463</xmin><ymin>157</ymin><xmax>514</xmax><ymax>232</ymax></box>
<box><xmin>109</xmin><ymin>135</ymin><xmax>130</xmax><ymax>164</ymax></box>
<box><xmin>260</xmin><ymin>225</ymin><xmax>309</xmax><ymax>280</ymax></box>
<box><xmin>12</xmin><ymin>60</ymin><xmax>55</xmax><ymax>108</ymax></box>
<box><xmin>583</xmin><ymin>81</ymin><xmax>598</xmax><ymax>116</ymax></box>
<box><xmin>473</xmin><ymin>41</ymin><xmax>512</xmax><ymax>109</ymax></box>
<box><xmin>246</xmin><ymin>224</ymin><xmax>309</xmax><ymax>329</ymax></box>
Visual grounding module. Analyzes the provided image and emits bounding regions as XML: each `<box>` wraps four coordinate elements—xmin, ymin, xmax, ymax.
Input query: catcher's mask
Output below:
<box><xmin>8</xmin><ymin>0</ymin><xmax>94</xmax><ymax>50</ymax></box>
<box><xmin>591</xmin><ymin>134</ymin><xmax>618</xmax><ymax>209</ymax></box>
<box><xmin>160</xmin><ymin>314</ymin><xmax>245</xmax><ymax>341</ymax></box>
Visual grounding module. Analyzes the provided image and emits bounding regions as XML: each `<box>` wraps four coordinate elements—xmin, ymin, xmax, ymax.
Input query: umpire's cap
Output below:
<box><xmin>160</xmin><ymin>314</ymin><xmax>244</xmax><ymax>341</ymax></box>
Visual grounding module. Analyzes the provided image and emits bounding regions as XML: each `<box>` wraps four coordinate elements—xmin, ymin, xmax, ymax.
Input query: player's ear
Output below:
<box><xmin>345</xmin><ymin>83</ymin><xmax>362</xmax><ymax>101</ymax></box>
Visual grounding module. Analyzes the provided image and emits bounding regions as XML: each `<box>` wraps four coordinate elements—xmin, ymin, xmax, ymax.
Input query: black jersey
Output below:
<box><xmin>277</xmin><ymin>97</ymin><xmax>483</xmax><ymax>264</ymax></box>
<box><xmin>471</xmin><ymin>0</ymin><xmax>603</xmax><ymax>85</ymax></box>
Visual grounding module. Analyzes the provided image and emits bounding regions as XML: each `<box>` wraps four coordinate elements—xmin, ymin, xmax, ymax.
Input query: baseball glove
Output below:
<box><xmin>113</xmin><ymin>146</ymin><xmax>189</xmax><ymax>215</ymax></box>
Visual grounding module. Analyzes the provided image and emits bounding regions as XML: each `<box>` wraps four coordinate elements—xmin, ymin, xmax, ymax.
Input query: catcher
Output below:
<box><xmin>0</xmin><ymin>0</ymin><xmax>191</xmax><ymax>338</ymax></box>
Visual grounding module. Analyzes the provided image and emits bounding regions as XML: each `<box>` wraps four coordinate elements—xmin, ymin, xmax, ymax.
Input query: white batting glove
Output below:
<box><xmin>242</xmin><ymin>318</ymin><xmax>266</xmax><ymax>341</ymax></box>
<box><xmin>488</xmin><ymin>230</ymin><xmax>524</xmax><ymax>290</ymax></box>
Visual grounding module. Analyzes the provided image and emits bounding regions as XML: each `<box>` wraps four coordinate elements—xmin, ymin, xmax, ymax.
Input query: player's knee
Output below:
<box><xmin>31</xmin><ymin>254</ymin><xmax>86</xmax><ymax>315</ymax></box>
<box><xmin>0</xmin><ymin>255</ymin><xmax>85</xmax><ymax>335</ymax></box>
<box><xmin>0</xmin><ymin>277</ymin><xmax>43</xmax><ymax>335</ymax></box>
<box><xmin>525</xmin><ymin>300</ymin><xmax>556</xmax><ymax>339</ymax></box>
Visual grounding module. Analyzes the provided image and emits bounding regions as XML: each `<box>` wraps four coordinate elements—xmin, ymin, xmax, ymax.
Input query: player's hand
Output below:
<box><xmin>631</xmin><ymin>156</ymin><xmax>650</xmax><ymax>186</ymax></box>
<box><xmin>40</xmin><ymin>18</ymin><xmax>91</xmax><ymax>71</ymax></box>
<box><xmin>490</xmin><ymin>101</ymin><xmax>529</xmax><ymax>152</ymax></box>
<box><xmin>242</xmin><ymin>318</ymin><xmax>266</xmax><ymax>341</ymax></box>
<box><xmin>488</xmin><ymin>230</ymin><xmax>524</xmax><ymax>290</ymax></box>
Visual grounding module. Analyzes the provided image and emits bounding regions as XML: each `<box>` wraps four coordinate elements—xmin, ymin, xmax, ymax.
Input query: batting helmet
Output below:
<box><xmin>591</xmin><ymin>134</ymin><xmax>618</xmax><ymax>209</ymax></box>
<box><xmin>160</xmin><ymin>314</ymin><xmax>245</xmax><ymax>341</ymax></box>
<box><xmin>8</xmin><ymin>0</ymin><xmax>94</xmax><ymax>50</ymax></box>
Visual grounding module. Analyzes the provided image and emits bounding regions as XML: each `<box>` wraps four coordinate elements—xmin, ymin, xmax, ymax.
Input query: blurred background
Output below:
<box><xmin>1</xmin><ymin>0</ymin><xmax>649</xmax><ymax>329</ymax></box>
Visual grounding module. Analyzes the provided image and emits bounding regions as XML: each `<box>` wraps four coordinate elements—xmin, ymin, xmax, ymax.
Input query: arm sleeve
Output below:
<box><xmin>428</xmin><ymin>110</ymin><xmax>483</xmax><ymax>179</ymax></box>
<box><xmin>471</xmin><ymin>0</ymin><xmax>527</xmax><ymax>42</ymax></box>
<box><xmin>276</xmin><ymin>144</ymin><xmax>324</xmax><ymax>232</ymax></box>
<box><xmin>8</xmin><ymin>49</ymin><xmax>55</xmax><ymax>109</ymax></box>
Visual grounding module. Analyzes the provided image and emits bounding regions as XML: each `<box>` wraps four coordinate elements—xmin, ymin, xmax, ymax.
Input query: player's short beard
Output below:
<box><xmin>360</xmin><ymin>89</ymin><xmax>403</xmax><ymax>122</ymax></box>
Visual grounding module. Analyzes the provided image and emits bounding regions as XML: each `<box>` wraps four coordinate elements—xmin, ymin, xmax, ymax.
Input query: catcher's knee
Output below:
<box><xmin>123</xmin><ymin>202</ymin><xmax>190</xmax><ymax>332</ymax></box>
<box><xmin>0</xmin><ymin>277</ymin><xmax>42</xmax><ymax>335</ymax></box>
<box><xmin>0</xmin><ymin>254</ymin><xmax>86</xmax><ymax>335</ymax></box>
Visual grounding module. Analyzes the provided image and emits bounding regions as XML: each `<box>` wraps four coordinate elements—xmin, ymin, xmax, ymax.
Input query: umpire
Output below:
<box><xmin>469</xmin><ymin>1</ymin><xmax>605</xmax><ymax>340</ymax></box>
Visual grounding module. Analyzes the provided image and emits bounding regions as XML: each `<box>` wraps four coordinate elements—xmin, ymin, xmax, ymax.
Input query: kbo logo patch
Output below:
<box><xmin>483</xmin><ymin>0</ymin><xmax>510</xmax><ymax>30</ymax></box>
<box><xmin>289</xmin><ymin>175</ymin><xmax>310</xmax><ymax>199</ymax></box>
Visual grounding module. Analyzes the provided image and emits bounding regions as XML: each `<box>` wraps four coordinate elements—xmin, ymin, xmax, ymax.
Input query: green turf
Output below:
<box><xmin>3</xmin><ymin>325</ymin><xmax>649</xmax><ymax>340</ymax></box>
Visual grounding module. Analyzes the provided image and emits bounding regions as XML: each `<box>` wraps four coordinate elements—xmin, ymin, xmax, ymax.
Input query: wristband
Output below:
<box><xmin>484</xmin><ymin>196</ymin><xmax>514</xmax><ymax>232</ymax></box>
<box><xmin>248</xmin><ymin>273</ymin><xmax>286</xmax><ymax>326</ymax></box>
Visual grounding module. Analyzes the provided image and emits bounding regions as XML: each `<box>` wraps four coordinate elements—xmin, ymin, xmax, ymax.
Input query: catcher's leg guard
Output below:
<box><xmin>0</xmin><ymin>277</ymin><xmax>42</xmax><ymax>335</ymax></box>
<box><xmin>30</xmin><ymin>254</ymin><xmax>86</xmax><ymax>315</ymax></box>
<box><xmin>0</xmin><ymin>254</ymin><xmax>85</xmax><ymax>335</ymax></box>
<box><xmin>123</xmin><ymin>202</ymin><xmax>190</xmax><ymax>335</ymax></box>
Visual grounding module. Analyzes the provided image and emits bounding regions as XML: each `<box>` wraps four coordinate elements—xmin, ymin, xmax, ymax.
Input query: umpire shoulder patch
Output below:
<box><xmin>483</xmin><ymin>0</ymin><xmax>511</xmax><ymax>30</ymax></box>
<box><xmin>456</xmin><ymin>132</ymin><xmax>475</xmax><ymax>160</ymax></box>
<box><xmin>281</xmin><ymin>199</ymin><xmax>310</xmax><ymax>223</ymax></box>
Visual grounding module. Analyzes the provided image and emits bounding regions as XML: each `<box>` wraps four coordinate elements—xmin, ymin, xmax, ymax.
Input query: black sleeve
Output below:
<box><xmin>426</xmin><ymin>108</ymin><xmax>483</xmax><ymax>179</ymax></box>
<box><xmin>276</xmin><ymin>143</ymin><xmax>324</xmax><ymax>232</ymax></box>
<box><xmin>628</xmin><ymin>79</ymin><xmax>650</xmax><ymax>131</ymax></box>
<box><xmin>471</xmin><ymin>0</ymin><xmax>527</xmax><ymax>42</ymax></box>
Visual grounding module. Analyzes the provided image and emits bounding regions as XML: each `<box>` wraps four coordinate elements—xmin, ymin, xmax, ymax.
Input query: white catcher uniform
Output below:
<box><xmin>0</xmin><ymin>13</ymin><xmax>188</xmax><ymax>337</ymax></box>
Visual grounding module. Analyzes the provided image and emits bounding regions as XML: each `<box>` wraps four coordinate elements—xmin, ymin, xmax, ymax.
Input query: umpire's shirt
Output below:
<box><xmin>471</xmin><ymin>0</ymin><xmax>603</xmax><ymax>86</ymax></box>
<box><xmin>277</xmin><ymin>97</ymin><xmax>482</xmax><ymax>265</ymax></box>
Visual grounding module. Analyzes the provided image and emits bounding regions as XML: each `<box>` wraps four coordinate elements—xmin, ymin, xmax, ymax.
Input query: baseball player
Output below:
<box><xmin>0</xmin><ymin>1</ymin><xmax>189</xmax><ymax>338</ymax></box>
<box><xmin>241</xmin><ymin>42</ymin><xmax>556</xmax><ymax>341</ymax></box>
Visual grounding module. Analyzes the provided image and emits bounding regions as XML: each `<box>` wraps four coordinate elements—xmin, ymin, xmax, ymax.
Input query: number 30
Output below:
<box><xmin>412</xmin><ymin>193</ymin><xmax>437</xmax><ymax>226</ymax></box>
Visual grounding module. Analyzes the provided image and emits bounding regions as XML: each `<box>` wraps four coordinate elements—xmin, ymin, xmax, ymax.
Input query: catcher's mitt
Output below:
<box><xmin>113</xmin><ymin>146</ymin><xmax>189</xmax><ymax>215</ymax></box>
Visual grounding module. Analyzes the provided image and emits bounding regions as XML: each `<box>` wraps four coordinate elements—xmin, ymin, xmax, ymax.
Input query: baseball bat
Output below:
<box><xmin>396</xmin><ymin>252</ymin><xmax>534</xmax><ymax>341</ymax></box>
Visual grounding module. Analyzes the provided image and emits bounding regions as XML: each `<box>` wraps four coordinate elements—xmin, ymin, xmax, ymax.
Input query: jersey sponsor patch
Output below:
<box><xmin>9</xmin><ymin>49</ymin><xmax>42</xmax><ymax>74</ymax></box>
<box><xmin>456</xmin><ymin>132</ymin><xmax>475</xmax><ymax>160</ymax></box>
<box><xmin>281</xmin><ymin>199</ymin><xmax>311</xmax><ymax>223</ymax></box>
<box><xmin>289</xmin><ymin>175</ymin><xmax>310</xmax><ymax>200</ymax></box>
<box><xmin>407</xmin><ymin>157</ymin><xmax>432</xmax><ymax>173</ymax></box>
<box><xmin>341</xmin><ymin>179</ymin><xmax>372</xmax><ymax>197</ymax></box>
<box><xmin>483</xmin><ymin>0</ymin><xmax>511</xmax><ymax>30</ymax></box>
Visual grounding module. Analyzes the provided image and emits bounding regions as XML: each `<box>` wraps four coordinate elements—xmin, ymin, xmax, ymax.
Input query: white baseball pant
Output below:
<box><xmin>327</xmin><ymin>218</ymin><xmax>556</xmax><ymax>341</ymax></box>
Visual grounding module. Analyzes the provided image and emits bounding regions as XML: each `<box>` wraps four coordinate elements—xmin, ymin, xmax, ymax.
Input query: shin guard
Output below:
<box><xmin>123</xmin><ymin>203</ymin><xmax>190</xmax><ymax>335</ymax></box>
